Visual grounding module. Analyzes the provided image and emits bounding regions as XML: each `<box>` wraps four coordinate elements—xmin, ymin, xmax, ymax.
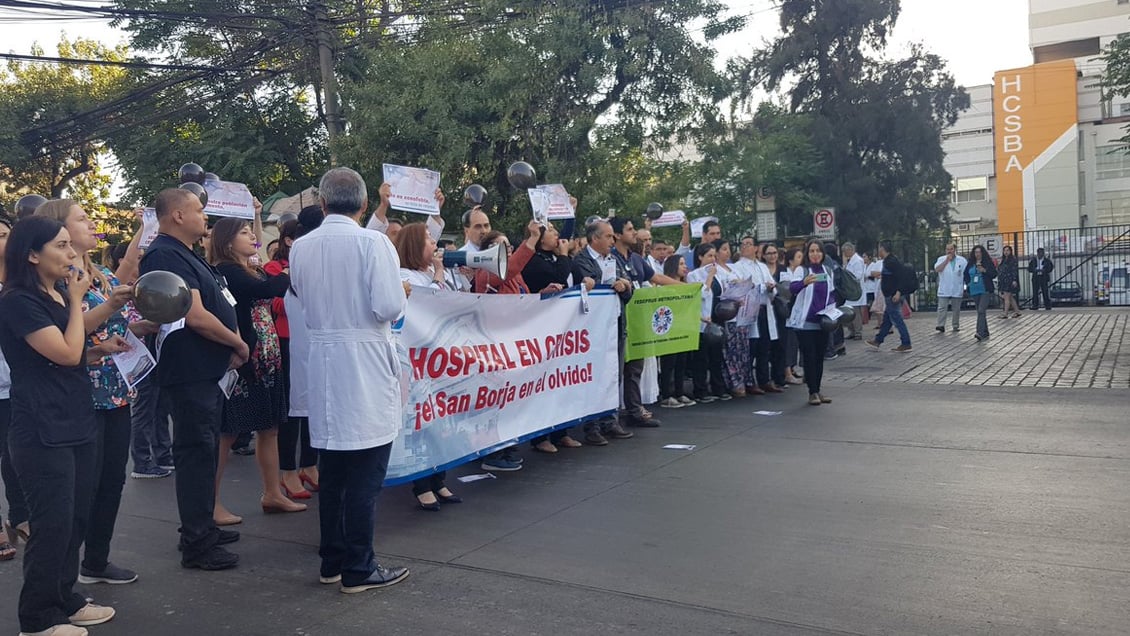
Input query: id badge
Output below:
<box><xmin>221</xmin><ymin>287</ymin><xmax>237</xmax><ymax>307</ymax></box>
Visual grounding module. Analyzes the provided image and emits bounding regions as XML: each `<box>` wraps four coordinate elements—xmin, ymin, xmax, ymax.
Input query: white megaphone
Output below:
<box><xmin>442</xmin><ymin>243</ymin><xmax>508</xmax><ymax>280</ymax></box>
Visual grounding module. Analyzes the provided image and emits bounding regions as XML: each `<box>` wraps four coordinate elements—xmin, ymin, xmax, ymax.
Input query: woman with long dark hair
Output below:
<box><xmin>0</xmin><ymin>216</ymin><xmax>120</xmax><ymax>634</ymax></box>
<box><xmin>264</xmin><ymin>219</ymin><xmax>319</xmax><ymax>500</ymax></box>
<box><xmin>779</xmin><ymin>247</ymin><xmax>805</xmax><ymax>385</ymax></box>
<box><xmin>997</xmin><ymin>244</ymin><xmax>1021</xmax><ymax>319</ymax></box>
<box><xmin>787</xmin><ymin>239</ymin><xmax>836</xmax><ymax>406</ymax></box>
<box><xmin>209</xmin><ymin>218</ymin><xmax>306</xmax><ymax>525</ymax></box>
<box><xmin>687</xmin><ymin>244</ymin><xmax>730</xmax><ymax>403</ymax></box>
<box><xmin>753</xmin><ymin>242</ymin><xmax>786</xmax><ymax>391</ymax></box>
<box><xmin>657</xmin><ymin>254</ymin><xmax>696</xmax><ymax>408</ymax></box>
<box><xmin>0</xmin><ymin>214</ymin><xmax>25</xmax><ymax>561</ymax></box>
<box><xmin>965</xmin><ymin>244</ymin><xmax>998</xmax><ymax>341</ymax></box>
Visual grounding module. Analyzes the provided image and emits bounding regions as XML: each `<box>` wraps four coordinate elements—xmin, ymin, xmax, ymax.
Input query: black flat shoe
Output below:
<box><xmin>436</xmin><ymin>493</ymin><xmax>463</xmax><ymax>504</ymax></box>
<box><xmin>416</xmin><ymin>496</ymin><xmax>441</xmax><ymax>512</ymax></box>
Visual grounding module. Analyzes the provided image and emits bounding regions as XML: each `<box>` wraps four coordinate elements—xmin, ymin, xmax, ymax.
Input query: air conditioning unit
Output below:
<box><xmin>956</xmin><ymin>223</ymin><xmax>972</xmax><ymax>232</ymax></box>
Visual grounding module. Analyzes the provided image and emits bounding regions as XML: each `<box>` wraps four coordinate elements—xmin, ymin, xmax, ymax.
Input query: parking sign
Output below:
<box><xmin>813</xmin><ymin>207</ymin><xmax>836</xmax><ymax>240</ymax></box>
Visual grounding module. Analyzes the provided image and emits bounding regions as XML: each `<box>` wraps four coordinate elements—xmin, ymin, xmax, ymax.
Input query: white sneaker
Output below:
<box><xmin>21</xmin><ymin>625</ymin><xmax>89</xmax><ymax>636</ymax></box>
<box><xmin>68</xmin><ymin>604</ymin><xmax>115</xmax><ymax>627</ymax></box>
<box><xmin>658</xmin><ymin>397</ymin><xmax>684</xmax><ymax>409</ymax></box>
<box><xmin>677</xmin><ymin>396</ymin><xmax>695</xmax><ymax>406</ymax></box>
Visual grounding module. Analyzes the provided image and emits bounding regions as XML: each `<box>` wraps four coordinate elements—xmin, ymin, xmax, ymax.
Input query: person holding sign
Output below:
<box><xmin>367</xmin><ymin>182</ymin><xmax>446</xmax><ymax>242</ymax></box>
<box><xmin>35</xmin><ymin>200</ymin><xmax>152</xmax><ymax>587</ymax></box>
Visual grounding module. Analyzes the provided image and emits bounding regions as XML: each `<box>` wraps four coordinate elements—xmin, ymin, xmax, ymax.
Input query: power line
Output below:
<box><xmin>0</xmin><ymin>51</ymin><xmax>278</xmax><ymax>72</ymax></box>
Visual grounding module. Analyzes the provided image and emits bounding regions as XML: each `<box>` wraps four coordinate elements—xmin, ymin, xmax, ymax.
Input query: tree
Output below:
<box><xmin>1101</xmin><ymin>34</ymin><xmax>1130</xmax><ymax>147</ymax></box>
<box><xmin>337</xmin><ymin>0</ymin><xmax>737</xmax><ymax>234</ymax></box>
<box><xmin>0</xmin><ymin>38</ymin><xmax>129</xmax><ymax>205</ymax></box>
<box><xmin>729</xmin><ymin>0</ymin><xmax>968</xmax><ymax>249</ymax></box>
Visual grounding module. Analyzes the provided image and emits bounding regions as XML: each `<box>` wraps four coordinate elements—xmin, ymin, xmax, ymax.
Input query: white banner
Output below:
<box><xmin>203</xmin><ymin>179</ymin><xmax>256</xmax><ymax>219</ymax></box>
<box><xmin>385</xmin><ymin>286</ymin><xmax>620</xmax><ymax>484</ymax></box>
<box><xmin>651</xmin><ymin>209</ymin><xmax>687</xmax><ymax>228</ymax></box>
<box><xmin>528</xmin><ymin>184</ymin><xmax>575</xmax><ymax>223</ymax></box>
<box><xmin>383</xmin><ymin>164</ymin><xmax>442</xmax><ymax>215</ymax></box>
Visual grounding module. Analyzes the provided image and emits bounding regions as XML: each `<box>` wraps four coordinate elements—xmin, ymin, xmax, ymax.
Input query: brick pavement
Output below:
<box><xmin>822</xmin><ymin>305</ymin><xmax>1130</xmax><ymax>389</ymax></box>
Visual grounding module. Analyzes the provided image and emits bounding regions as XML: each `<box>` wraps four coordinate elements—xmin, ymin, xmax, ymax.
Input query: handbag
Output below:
<box><xmin>833</xmin><ymin>267</ymin><xmax>862</xmax><ymax>303</ymax></box>
<box><xmin>772</xmin><ymin>295</ymin><xmax>790</xmax><ymax>321</ymax></box>
<box><xmin>900</xmin><ymin>300</ymin><xmax>912</xmax><ymax>319</ymax></box>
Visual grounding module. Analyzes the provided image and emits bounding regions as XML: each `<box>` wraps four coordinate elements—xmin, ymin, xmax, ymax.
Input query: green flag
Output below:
<box><xmin>625</xmin><ymin>284</ymin><xmax>703</xmax><ymax>361</ymax></box>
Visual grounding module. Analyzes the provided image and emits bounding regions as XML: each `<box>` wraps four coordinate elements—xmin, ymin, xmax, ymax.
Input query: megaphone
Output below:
<box><xmin>442</xmin><ymin>242</ymin><xmax>508</xmax><ymax>280</ymax></box>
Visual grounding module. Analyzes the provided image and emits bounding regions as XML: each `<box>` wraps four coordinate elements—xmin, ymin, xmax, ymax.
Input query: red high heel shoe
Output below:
<box><xmin>298</xmin><ymin>470</ymin><xmax>319</xmax><ymax>492</ymax></box>
<box><xmin>280</xmin><ymin>481</ymin><xmax>312</xmax><ymax>500</ymax></box>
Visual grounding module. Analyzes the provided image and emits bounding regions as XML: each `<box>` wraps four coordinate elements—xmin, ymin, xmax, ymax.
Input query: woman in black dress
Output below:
<box><xmin>209</xmin><ymin>218</ymin><xmax>305</xmax><ymax>524</ymax></box>
<box><xmin>0</xmin><ymin>216</ymin><xmax>122</xmax><ymax>634</ymax></box>
<box><xmin>997</xmin><ymin>244</ymin><xmax>1021</xmax><ymax>318</ymax></box>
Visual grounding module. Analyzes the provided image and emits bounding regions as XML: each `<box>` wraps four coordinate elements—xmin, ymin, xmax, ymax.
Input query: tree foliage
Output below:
<box><xmin>0</xmin><ymin>38</ymin><xmax>128</xmax><ymax>206</ymax></box>
<box><xmin>729</xmin><ymin>0</ymin><xmax>967</xmax><ymax>249</ymax></box>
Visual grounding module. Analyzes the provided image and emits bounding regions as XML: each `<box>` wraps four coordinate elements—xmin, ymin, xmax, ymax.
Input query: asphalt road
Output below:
<box><xmin>2</xmin><ymin>313</ymin><xmax>1128</xmax><ymax>635</ymax></box>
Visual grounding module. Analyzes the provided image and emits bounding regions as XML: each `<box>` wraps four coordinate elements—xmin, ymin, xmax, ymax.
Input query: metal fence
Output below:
<box><xmin>888</xmin><ymin>224</ymin><xmax>1130</xmax><ymax>309</ymax></box>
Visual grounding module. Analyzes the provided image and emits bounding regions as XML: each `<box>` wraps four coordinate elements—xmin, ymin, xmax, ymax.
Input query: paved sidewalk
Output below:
<box><xmin>826</xmin><ymin>306</ymin><xmax>1130</xmax><ymax>389</ymax></box>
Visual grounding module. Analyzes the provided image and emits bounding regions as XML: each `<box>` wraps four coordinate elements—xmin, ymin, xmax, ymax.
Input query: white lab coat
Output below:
<box><xmin>283</xmin><ymin>290</ymin><xmax>308</xmax><ymax>418</ymax></box>
<box><xmin>934</xmin><ymin>254</ymin><xmax>968</xmax><ymax>298</ymax></box>
<box><xmin>844</xmin><ymin>253</ymin><xmax>868</xmax><ymax>307</ymax></box>
<box><xmin>289</xmin><ymin>215</ymin><xmax>407</xmax><ymax>451</ymax></box>
<box><xmin>743</xmin><ymin>260</ymin><xmax>780</xmax><ymax>340</ymax></box>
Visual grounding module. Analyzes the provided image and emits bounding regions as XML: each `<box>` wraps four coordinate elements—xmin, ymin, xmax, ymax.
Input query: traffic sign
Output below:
<box><xmin>813</xmin><ymin>207</ymin><xmax>836</xmax><ymax>239</ymax></box>
<box><xmin>983</xmin><ymin>235</ymin><xmax>1003</xmax><ymax>259</ymax></box>
<box><xmin>755</xmin><ymin>186</ymin><xmax>776</xmax><ymax>212</ymax></box>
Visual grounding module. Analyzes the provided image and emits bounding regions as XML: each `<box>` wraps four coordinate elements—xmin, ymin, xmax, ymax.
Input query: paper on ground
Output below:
<box><xmin>753</xmin><ymin>410</ymin><xmax>782</xmax><ymax>416</ymax></box>
<box><xmin>663</xmin><ymin>444</ymin><xmax>697</xmax><ymax>450</ymax></box>
<box><xmin>457</xmin><ymin>473</ymin><xmax>497</xmax><ymax>483</ymax></box>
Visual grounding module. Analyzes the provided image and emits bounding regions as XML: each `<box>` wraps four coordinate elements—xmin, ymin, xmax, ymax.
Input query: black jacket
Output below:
<box><xmin>880</xmin><ymin>254</ymin><xmax>902</xmax><ymax>297</ymax></box>
<box><xmin>522</xmin><ymin>250</ymin><xmax>572</xmax><ymax>293</ymax></box>
<box><xmin>571</xmin><ymin>248</ymin><xmax>633</xmax><ymax>303</ymax></box>
<box><xmin>1028</xmin><ymin>256</ymin><xmax>1054</xmax><ymax>277</ymax></box>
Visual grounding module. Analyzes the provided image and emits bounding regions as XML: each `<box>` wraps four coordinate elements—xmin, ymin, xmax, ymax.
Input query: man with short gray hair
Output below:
<box><xmin>290</xmin><ymin>167</ymin><xmax>410</xmax><ymax>593</ymax></box>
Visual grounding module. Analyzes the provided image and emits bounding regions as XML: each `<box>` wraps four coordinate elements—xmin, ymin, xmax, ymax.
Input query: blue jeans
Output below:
<box><xmin>129</xmin><ymin>374</ymin><xmax>173</xmax><ymax>471</ymax></box>
<box><xmin>875</xmin><ymin>296</ymin><xmax>911</xmax><ymax>347</ymax></box>
<box><xmin>318</xmin><ymin>443</ymin><xmax>392</xmax><ymax>585</ymax></box>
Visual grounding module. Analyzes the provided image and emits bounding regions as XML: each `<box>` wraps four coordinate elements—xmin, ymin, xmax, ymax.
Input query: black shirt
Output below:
<box><xmin>215</xmin><ymin>262</ymin><xmax>290</xmax><ymax>355</ymax></box>
<box><xmin>140</xmin><ymin>234</ymin><xmax>239</xmax><ymax>386</ymax></box>
<box><xmin>0</xmin><ymin>288</ymin><xmax>97</xmax><ymax>447</ymax></box>
<box><xmin>521</xmin><ymin>250</ymin><xmax>572</xmax><ymax>293</ymax></box>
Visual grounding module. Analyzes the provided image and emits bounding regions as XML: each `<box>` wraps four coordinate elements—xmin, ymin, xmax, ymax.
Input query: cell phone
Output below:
<box><xmin>812</xmin><ymin>273</ymin><xmax>828</xmax><ymax>282</ymax></box>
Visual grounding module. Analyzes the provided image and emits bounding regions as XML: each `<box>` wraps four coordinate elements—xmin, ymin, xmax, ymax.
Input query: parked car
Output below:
<box><xmin>1050</xmin><ymin>281</ymin><xmax>1084</xmax><ymax>305</ymax></box>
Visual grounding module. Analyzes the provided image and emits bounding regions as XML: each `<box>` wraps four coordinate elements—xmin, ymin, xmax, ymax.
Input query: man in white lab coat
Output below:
<box><xmin>289</xmin><ymin>167</ymin><xmax>410</xmax><ymax>594</ymax></box>
<box><xmin>841</xmin><ymin>242</ymin><xmax>868</xmax><ymax>339</ymax></box>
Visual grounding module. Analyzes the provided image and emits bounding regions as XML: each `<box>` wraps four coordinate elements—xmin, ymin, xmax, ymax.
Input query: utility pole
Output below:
<box><xmin>313</xmin><ymin>1</ymin><xmax>343</xmax><ymax>164</ymax></box>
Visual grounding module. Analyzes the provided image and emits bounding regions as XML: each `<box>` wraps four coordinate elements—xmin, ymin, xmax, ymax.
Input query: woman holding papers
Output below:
<box><xmin>711</xmin><ymin>239</ymin><xmax>752</xmax><ymax>398</ymax></box>
<box><xmin>752</xmin><ymin>243</ymin><xmax>785</xmax><ymax>392</ymax></box>
<box><xmin>210</xmin><ymin>218</ymin><xmax>306</xmax><ymax>524</ymax></box>
<box><xmin>787</xmin><ymin>239</ymin><xmax>837</xmax><ymax>406</ymax></box>
<box><xmin>779</xmin><ymin>247</ymin><xmax>805</xmax><ymax>385</ymax></box>
<box><xmin>657</xmin><ymin>254</ymin><xmax>696</xmax><ymax>408</ymax></box>
<box><xmin>393</xmin><ymin>223</ymin><xmax>465</xmax><ymax>510</ymax></box>
<box><xmin>37</xmin><ymin>200</ymin><xmax>147</xmax><ymax>586</ymax></box>
<box><xmin>687</xmin><ymin>244</ymin><xmax>730</xmax><ymax>404</ymax></box>
<box><xmin>0</xmin><ymin>216</ymin><xmax>122</xmax><ymax>634</ymax></box>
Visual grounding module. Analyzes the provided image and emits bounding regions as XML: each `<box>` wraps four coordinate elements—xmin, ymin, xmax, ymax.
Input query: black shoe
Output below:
<box><xmin>341</xmin><ymin>565</ymin><xmax>410</xmax><ymax>593</ymax></box>
<box><xmin>181</xmin><ymin>545</ymin><xmax>239</xmax><ymax>570</ymax></box>
<box><xmin>177</xmin><ymin>528</ymin><xmax>240</xmax><ymax>552</ymax></box>
<box><xmin>436</xmin><ymin>492</ymin><xmax>463</xmax><ymax>504</ymax></box>
<box><xmin>935</xmin><ymin>326</ymin><xmax>945</xmax><ymax>333</ymax></box>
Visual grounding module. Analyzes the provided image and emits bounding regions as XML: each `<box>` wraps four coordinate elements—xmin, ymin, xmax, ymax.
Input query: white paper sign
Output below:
<box><xmin>139</xmin><ymin>208</ymin><xmax>159</xmax><ymax>249</ymax></box>
<box><xmin>109</xmin><ymin>330</ymin><xmax>157</xmax><ymax>390</ymax></box>
<box><xmin>218</xmin><ymin>369</ymin><xmax>239</xmax><ymax>399</ymax></box>
<box><xmin>651</xmin><ymin>209</ymin><xmax>687</xmax><ymax>228</ymax></box>
<box><xmin>203</xmin><ymin>179</ymin><xmax>256</xmax><ymax>219</ymax></box>
<box><xmin>818</xmin><ymin>305</ymin><xmax>843</xmax><ymax>321</ymax></box>
<box><xmin>383</xmin><ymin>164</ymin><xmax>442</xmax><ymax>215</ymax></box>
<box><xmin>528</xmin><ymin>184</ymin><xmax>575</xmax><ymax>221</ymax></box>
<box><xmin>690</xmin><ymin>216</ymin><xmax>718</xmax><ymax>239</ymax></box>
<box><xmin>155</xmin><ymin>318</ymin><xmax>185</xmax><ymax>362</ymax></box>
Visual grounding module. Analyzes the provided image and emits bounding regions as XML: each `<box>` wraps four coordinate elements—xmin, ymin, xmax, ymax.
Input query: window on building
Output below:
<box><xmin>951</xmin><ymin>177</ymin><xmax>988</xmax><ymax>203</ymax></box>
<box><xmin>1033</xmin><ymin>37</ymin><xmax>1101</xmax><ymax>63</ymax></box>
<box><xmin>1096</xmin><ymin>145</ymin><xmax>1130</xmax><ymax>179</ymax></box>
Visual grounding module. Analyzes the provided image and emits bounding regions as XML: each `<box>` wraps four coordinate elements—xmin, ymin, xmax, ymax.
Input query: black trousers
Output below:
<box><xmin>692</xmin><ymin>337</ymin><xmax>727</xmax><ymax>398</ymax></box>
<box><xmin>10</xmin><ymin>432</ymin><xmax>96</xmax><ymax>632</ymax></box>
<box><xmin>0</xmin><ymin>399</ymin><xmax>29</xmax><ymax>527</ymax></box>
<box><xmin>129</xmin><ymin>373</ymin><xmax>173</xmax><ymax>471</ymax></box>
<box><xmin>1031</xmin><ymin>275</ymin><xmax>1051</xmax><ymax>309</ymax></box>
<box><xmin>318</xmin><ymin>442</ymin><xmax>392</xmax><ymax>585</ymax></box>
<box><xmin>658</xmin><ymin>352</ymin><xmax>690</xmax><ymax>399</ymax></box>
<box><xmin>796</xmin><ymin>329</ymin><xmax>829</xmax><ymax>395</ymax></box>
<box><xmin>751</xmin><ymin>311</ymin><xmax>787</xmax><ymax>387</ymax></box>
<box><xmin>165</xmin><ymin>380</ymin><xmax>225</xmax><ymax>560</ymax></box>
<box><xmin>411</xmin><ymin>472</ymin><xmax>447</xmax><ymax>496</ymax></box>
<box><xmin>82</xmin><ymin>406</ymin><xmax>132</xmax><ymax>572</ymax></box>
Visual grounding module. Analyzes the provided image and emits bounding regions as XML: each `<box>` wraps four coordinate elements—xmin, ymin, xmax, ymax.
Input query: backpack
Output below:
<box><xmin>898</xmin><ymin>263</ymin><xmax>919</xmax><ymax>295</ymax></box>
<box><xmin>833</xmin><ymin>267</ymin><xmax>862</xmax><ymax>303</ymax></box>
